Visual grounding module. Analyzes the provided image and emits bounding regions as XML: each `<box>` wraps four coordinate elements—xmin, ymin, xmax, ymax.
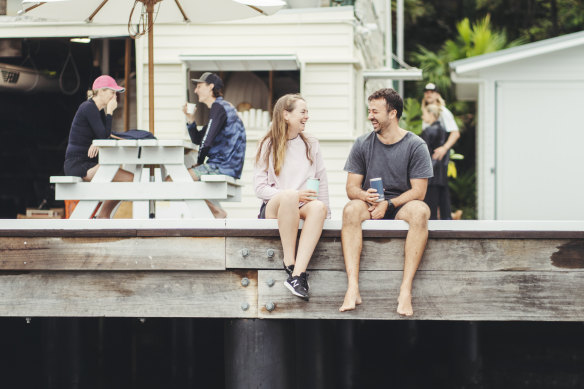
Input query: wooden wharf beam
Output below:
<box><xmin>0</xmin><ymin>219</ymin><xmax>583</xmax><ymax>321</ymax></box>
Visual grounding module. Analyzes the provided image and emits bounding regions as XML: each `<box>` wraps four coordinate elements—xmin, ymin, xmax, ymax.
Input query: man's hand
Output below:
<box><xmin>362</xmin><ymin>187</ymin><xmax>381</xmax><ymax>203</ymax></box>
<box><xmin>298</xmin><ymin>189</ymin><xmax>317</xmax><ymax>203</ymax></box>
<box><xmin>368</xmin><ymin>200</ymin><xmax>388</xmax><ymax>220</ymax></box>
<box><xmin>88</xmin><ymin>144</ymin><xmax>99</xmax><ymax>159</ymax></box>
<box><xmin>183</xmin><ymin>103</ymin><xmax>196</xmax><ymax>124</ymax></box>
<box><xmin>432</xmin><ymin>145</ymin><xmax>448</xmax><ymax>160</ymax></box>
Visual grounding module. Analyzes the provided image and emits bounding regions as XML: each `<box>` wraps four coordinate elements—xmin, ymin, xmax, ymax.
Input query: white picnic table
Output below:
<box><xmin>51</xmin><ymin>139</ymin><xmax>241</xmax><ymax>219</ymax></box>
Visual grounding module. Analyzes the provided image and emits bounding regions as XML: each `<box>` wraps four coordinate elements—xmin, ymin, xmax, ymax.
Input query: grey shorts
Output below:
<box><xmin>191</xmin><ymin>163</ymin><xmax>221</xmax><ymax>179</ymax></box>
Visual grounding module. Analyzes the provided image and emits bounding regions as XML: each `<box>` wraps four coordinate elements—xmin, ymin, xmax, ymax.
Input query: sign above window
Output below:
<box><xmin>179</xmin><ymin>54</ymin><xmax>299</xmax><ymax>72</ymax></box>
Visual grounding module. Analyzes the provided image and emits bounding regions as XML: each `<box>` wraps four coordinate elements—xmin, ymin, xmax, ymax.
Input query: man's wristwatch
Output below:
<box><xmin>387</xmin><ymin>199</ymin><xmax>395</xmax><ymax>213</ymax></box>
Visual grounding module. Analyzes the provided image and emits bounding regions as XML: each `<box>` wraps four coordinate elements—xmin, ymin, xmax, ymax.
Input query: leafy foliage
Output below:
<box><xmin>407</xmin><ymin>15</ymin><xmax>523</xmax><ymax>218</ymax></box>
<box><xmin>412</xmin><ymin>15</ymin><xmax>525</xmax><ymax>99</ymax></box>
<box><xmin>401</xmin><ymin>1</ymin><xmax>582</xmax><ymax>219</ymax></box>
<box><xmin>448</xmin><ymin>170</ymin><xmax>477</xmax><ymax>219</ymax></box>
<box><xmin>475</xmin><ymin>0</ymin><xmax>584</xmax><ymax>41</ymax></box>
<box><xmin>399</xmin><ymin>98</ymin><xmax>423</xmax><ymax>135</ymax></box>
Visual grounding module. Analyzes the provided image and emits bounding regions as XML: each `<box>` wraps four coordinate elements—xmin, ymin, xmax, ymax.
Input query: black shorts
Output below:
<box><xmin>382</xmin><ymin>201</ymin><xmax>402</xmax><ymax>220</ymax></box>
<box><xmin>64</xmin><ymin>158</ymin><xmax>97</xmax><ymax>178</ymax></box>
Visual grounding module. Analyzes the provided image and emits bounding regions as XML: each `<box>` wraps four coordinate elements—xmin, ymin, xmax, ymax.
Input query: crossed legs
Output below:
<box><xmin>339</xmin><ymin>199</ymin><xmax>430</xmax><ymax>316</ymax></box>
<box><xmin>265</xmin><ymin>190</ymin><xmax>327</xmax><ymax>276</ymax></box>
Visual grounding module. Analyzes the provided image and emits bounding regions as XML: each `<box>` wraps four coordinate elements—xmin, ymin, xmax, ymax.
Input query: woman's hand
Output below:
<box><xmin>106</xmin><ymin>96</ymin><xmax>118</xmax><ymax>115</ymax></box>
<box><xmin>88</xmin><ymin>144</ymin><xmax>99</xmax><ymax>159</ymax></box>
<box><xmin>298</xmin><ymin>189</ymin><xmax>317</xmax><ymax>203</ymax></box>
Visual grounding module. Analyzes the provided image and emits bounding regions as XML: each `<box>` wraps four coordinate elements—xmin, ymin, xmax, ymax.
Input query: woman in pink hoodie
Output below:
<box><xmin>254</xmin><ymin>94</ymin><xmax>330</xmax><ymax>300</ymax></box>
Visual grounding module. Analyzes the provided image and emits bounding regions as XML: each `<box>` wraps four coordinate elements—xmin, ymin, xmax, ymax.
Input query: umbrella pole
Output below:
<box><xmin>124</xmin><ymin>37</ymin><xmax>131</xmax><ymax>132</ymax></box>
<box><xmin>147</xmin><ymin>1</ymin><xmax>155</xmax><ymax>134</ymax></box>
<box><xmin>146</xmin><ymin>2</ymin><xmax>156</xmax><ymax>218</ymax></box>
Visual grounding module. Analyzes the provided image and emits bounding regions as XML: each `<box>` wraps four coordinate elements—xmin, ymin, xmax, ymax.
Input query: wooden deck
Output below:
<box><xmin>1</xmin><ymin>219</ymin><xmax>583</xmax><ymax>321</ymax></box>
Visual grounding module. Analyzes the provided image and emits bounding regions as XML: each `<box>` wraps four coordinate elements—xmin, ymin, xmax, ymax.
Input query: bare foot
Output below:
<box><xmin>397</xmin><ymin>291</ymin><xmax>413</xmax><ymax>316</ymax></box>
<box><xmin>339</xmin><ymin>288</ymin><xmax>362</xmax><ymax>312</ymax></box>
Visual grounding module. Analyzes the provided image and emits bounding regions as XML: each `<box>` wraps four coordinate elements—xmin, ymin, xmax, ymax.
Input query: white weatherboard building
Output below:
<box><xmin>2</xmin><ymin>1</ymin><xmax>418</xmax><ymax>219</ymax></box>
<box><xmin>450</xmin><ymin>30</ymin><xmax>584</xmax><ymax>220</ymax></box>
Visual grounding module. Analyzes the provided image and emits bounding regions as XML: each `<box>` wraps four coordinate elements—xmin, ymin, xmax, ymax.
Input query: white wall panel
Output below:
<box><xmin>495</xmin><ymin>81</ymin><xmax>584</xmax><ymax>220</ymax></box>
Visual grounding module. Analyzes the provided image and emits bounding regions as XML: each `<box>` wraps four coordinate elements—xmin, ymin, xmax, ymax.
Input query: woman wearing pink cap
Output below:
<box><xmin>64</xmin><ymin>75</ymin><xmax>133</xmax><ymax>218</ymax></box>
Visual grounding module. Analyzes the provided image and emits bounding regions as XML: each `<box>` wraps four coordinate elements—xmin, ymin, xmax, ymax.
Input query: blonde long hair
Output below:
<box><xmin>424</xmin><ymin>103</ymin><xmax>441</xmax><ymax>120</ymax></box>
<box><xmin>255</xmin><ymin>94</ymin><xmax>313</xmax><ymax>175</ymax></box>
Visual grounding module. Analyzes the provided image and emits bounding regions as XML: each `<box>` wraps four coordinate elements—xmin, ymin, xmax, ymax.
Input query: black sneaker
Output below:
<box><xmin>284</xmin><ymin>273</ymin><xmax>309</xmax><ymax>300</ymax></box>
<box><xmin>299</xmin><ymin>272</ymin><xmax>310</xmax><ymax>292</ymax></box>
<box><xmin>283</xmin><ymin>261</ymin><xmax>295</xmax><ymax>277</ymax></box>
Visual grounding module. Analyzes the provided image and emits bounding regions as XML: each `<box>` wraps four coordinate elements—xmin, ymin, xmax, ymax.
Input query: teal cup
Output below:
<box><xmin>306</xmin><ymin>177</ymin><xmax>320</xmax><ymax>199</ymax></box>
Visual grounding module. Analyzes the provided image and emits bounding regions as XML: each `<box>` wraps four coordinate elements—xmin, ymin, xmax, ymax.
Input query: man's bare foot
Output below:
<box><xmin>339</xmin><ymin>288</ymin><xmax>362</xmax><ymax>312</ymax></box>
<box><xmin>397</xmin><ymin>291</ymin><xmax>413</xmax><ymax>316</ymax></box>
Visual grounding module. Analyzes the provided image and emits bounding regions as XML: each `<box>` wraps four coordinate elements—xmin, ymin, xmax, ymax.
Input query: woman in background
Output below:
<box><xmin>421</xmin><ymin>103</ymin><xmax>452</xmax><ymax>220</ymax></box>
<box><xmin>254</xmin><ymin>94</ymin><xmax>330</xmax><ymax>300</ymax></box>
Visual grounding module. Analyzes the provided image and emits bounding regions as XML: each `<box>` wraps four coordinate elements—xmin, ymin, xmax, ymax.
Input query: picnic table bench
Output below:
<box><xmin>50</xmin><ymin>139</ymin><xmax>241</xmax><ymax>218</ymax></box>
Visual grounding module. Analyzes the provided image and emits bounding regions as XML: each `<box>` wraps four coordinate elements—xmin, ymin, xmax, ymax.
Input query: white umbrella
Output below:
<box><xmin>20</xmin><ymin>0</ymin><xmax>286</xmax><ymax>133</ymax></box>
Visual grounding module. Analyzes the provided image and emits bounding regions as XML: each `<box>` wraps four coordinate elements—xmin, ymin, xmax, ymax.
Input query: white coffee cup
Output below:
<box><xmin>186</xmin><ymin>103</ymin><xmax>196</xmax><ymax>114</ymax></box>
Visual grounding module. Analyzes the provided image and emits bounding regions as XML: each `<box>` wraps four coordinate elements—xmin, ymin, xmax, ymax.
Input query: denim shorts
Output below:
<box><xmin>191</xmin><ymin>163</ymin><xmax>221</xmax><ymax>178</ymax></box>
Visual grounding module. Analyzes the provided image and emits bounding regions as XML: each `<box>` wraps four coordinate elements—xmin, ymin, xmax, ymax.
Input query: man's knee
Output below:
<box><xmin>343</xmin><ymin>200</ymin><xmax>368</xmax><ymax>223</ymax></box>
<box><xmin>399</xmin><ymin>200</ymin><xmax>430</xmax><ymax>227</ymax></box>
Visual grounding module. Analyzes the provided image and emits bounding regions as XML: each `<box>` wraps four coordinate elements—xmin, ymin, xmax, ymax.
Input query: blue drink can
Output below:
<box><xmin>370</xmin><ymin>177</ymin><xmax>385</xmax><ymax>202</ymax></box>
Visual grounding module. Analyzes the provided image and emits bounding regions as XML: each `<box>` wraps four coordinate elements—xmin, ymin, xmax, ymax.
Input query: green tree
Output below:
<box><xmin>412</xmin><ymin>15</ymin><xmax>525</xmax><ymax>98</ymax></box>
<box><xmin>406</xmin><ymin>15</ymin><xmax>523</xmax><ymax>219</ymax></box>
<box><xmin>475</xmin><ymin>0</ymin><xmax>584</xmax><ymax>41</ymax></box>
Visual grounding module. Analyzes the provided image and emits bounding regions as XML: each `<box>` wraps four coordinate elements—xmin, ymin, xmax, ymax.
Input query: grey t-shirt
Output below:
<box><xmin>344</xmin><ymin>131</ymin><xmax>433</xmax><ymax>199</ymax></box>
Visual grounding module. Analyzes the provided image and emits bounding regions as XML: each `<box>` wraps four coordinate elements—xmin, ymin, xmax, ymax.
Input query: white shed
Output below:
<box><xmin>450</xmin><ymin>30</ymin><xmax>584</xmax><ymax>220</ymax></box>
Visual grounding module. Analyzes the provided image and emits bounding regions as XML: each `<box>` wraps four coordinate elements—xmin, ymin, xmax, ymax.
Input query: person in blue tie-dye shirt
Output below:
<box><xmin>183</xmin><ymin>72</ymin><xmax>246</xmax><ymax>218</ymax></box>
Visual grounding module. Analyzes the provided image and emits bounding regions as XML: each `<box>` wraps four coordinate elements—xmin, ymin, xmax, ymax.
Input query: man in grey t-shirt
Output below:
<box><xmin>339</xmin><ymin>88</ymin><xmax>433</xmax><ymax>317</ymax></box>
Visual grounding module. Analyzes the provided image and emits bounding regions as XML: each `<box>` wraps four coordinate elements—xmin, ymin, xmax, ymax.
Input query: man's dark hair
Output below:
<box><xmin>368</xmin><ymin>88</ymin><xmax>403</xmax><ymax>119</ymax></box>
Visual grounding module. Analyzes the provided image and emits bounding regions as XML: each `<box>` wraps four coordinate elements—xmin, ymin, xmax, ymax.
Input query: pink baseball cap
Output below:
<box><xmin>92</xmin><ymin>75</ymin><xmax>125</xmax><ymax>92</ymax></box>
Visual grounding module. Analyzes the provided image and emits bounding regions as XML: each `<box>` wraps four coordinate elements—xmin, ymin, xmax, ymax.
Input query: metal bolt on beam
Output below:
<box><xmin>266</xmin><ymin>279</ymin><xmax>275</xmax><ymax>287</ymax></box>
<box><xmin>241</xmin><ymin>277</ymin><xmax>250</xmax><ymax>287</ymax></box>
<box><xmin>241</xmin><ymin>302</ymin><xmax>249</xmax><ymax>311</ymax></box>
<box><xmin>265</xmin><ymin>302</ymin><xmax>275</xmax><ymax>312</ymax></box>
<box><xmin>266</xmin><ymin>249</ymin><xmax>275</xmax><ymax>260</ymax></box>
<box><xmin>139</xmin><ymin>318</ymin><xmax>146</xmax><ymax>323</ymax></box>
<box><xmin>240</xmin><ymin>248</ymin><xmax>249</xmax><ymax>258</ymax></box>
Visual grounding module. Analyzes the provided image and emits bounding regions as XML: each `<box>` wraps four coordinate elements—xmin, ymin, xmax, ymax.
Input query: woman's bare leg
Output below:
<box><xmin>265</xmin><ymin>190</ymin><xmax>300</xmax><ymax>267</ymax></box>
<box><xmin>293</xmin><ymin>200</ymin><xmax>327</xmax><ymax>275</ymax></box>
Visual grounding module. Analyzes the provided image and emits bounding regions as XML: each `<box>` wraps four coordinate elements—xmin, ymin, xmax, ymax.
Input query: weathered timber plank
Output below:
<box><xmin>257</xmin><ymin>270</ymin><xmax>584</xmax><ymax>321</ymax></box>
<box><xmin>227</xmin><ymin>237</ymin><xmax>584</xmax><ymax>271</ymax></box>
<box><xmin>0</xmin><ymin>237</ymin><xmax>226</xmax><ymax>270</ymax></box>
<box><xmin>2</xmin><ymin>219</ymin><xmax>584</xmax><ymax>238</ymax></box>
<box><xmin>0</xmin><ymin>270</ymin><xmax>257</xmax><ymax>317</ymax></box>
